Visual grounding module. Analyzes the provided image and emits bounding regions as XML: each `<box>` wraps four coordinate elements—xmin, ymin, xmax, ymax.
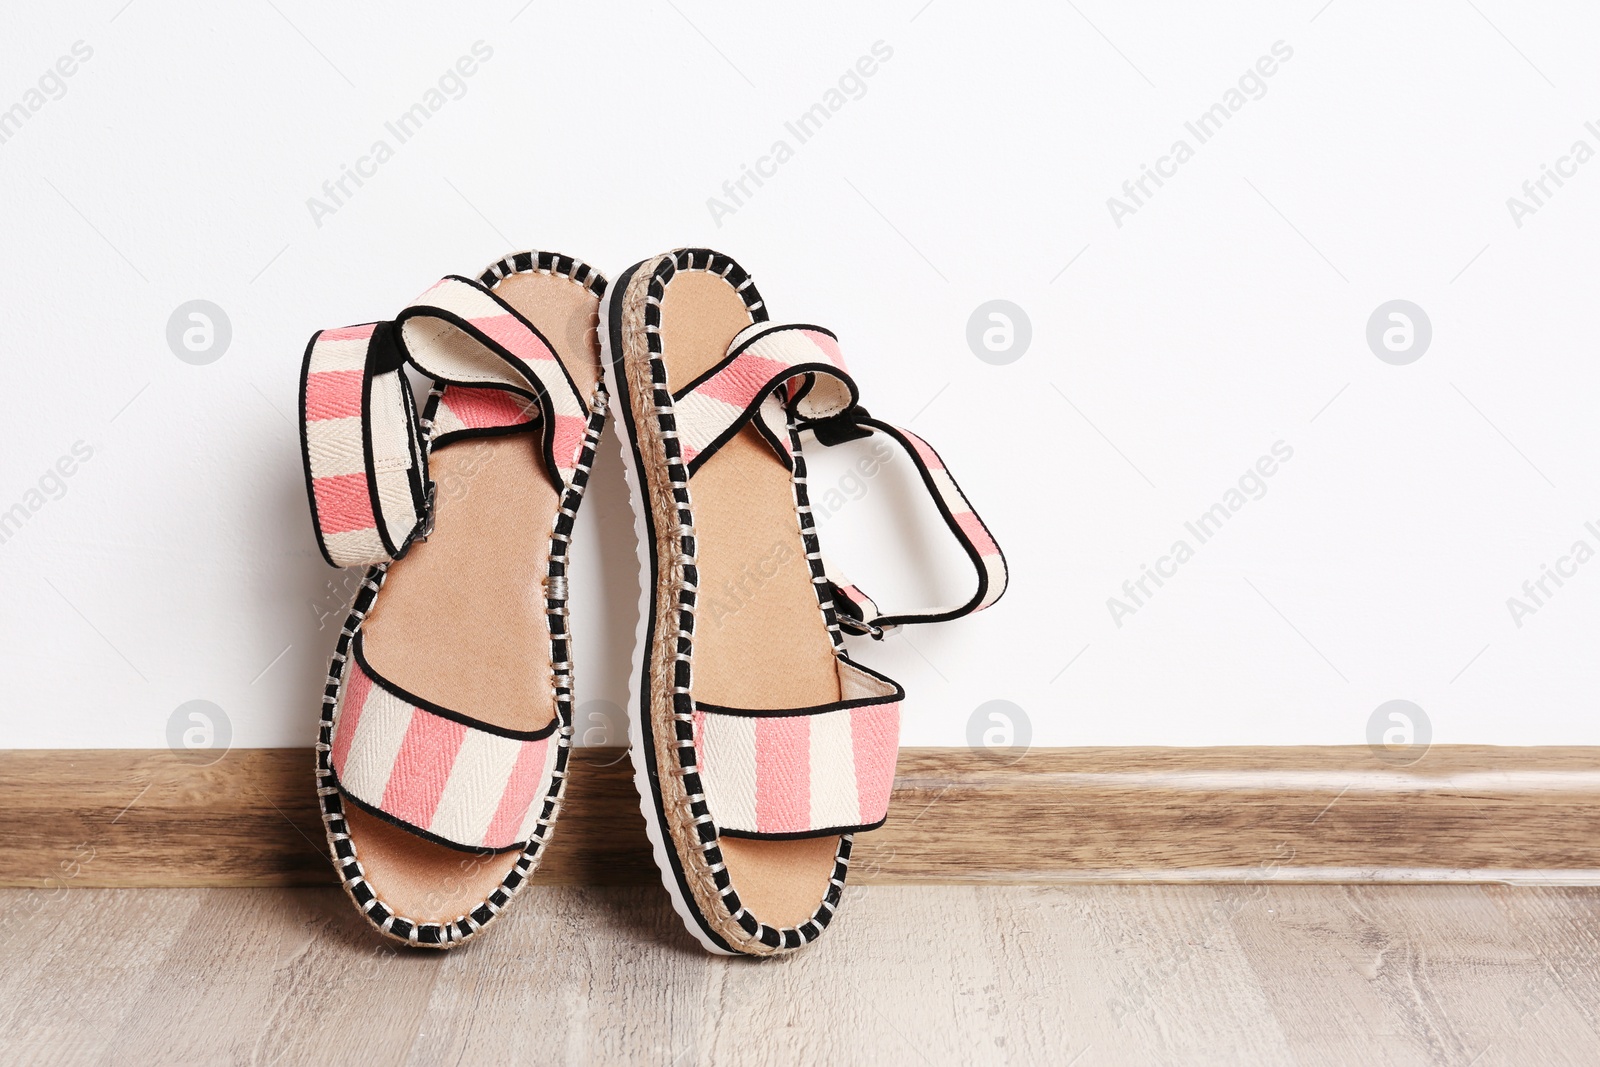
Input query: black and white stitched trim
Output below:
<box><xmin>315</xmin><ymin>250</ymin><xmax>609</xmax><ymax>949</ymax></box>
<box><xmin>478</xmin><ymin>249</ymin><xmax>608</xmax><ymax>299</ymax></box>
<box><xmin>636</xmin><ymin>249</ymin><xmax>854</xmax><ymax>953</ymax></box>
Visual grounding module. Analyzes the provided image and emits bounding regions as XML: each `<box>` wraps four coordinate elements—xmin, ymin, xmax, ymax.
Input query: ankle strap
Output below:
<box><xmin>300</xmin><ymin>275</ymin><xmax>592</xmax><ymax>568</ymax></box>
<box><xmin>804</xmin><ymin>414</ymin><xmax>1007</xmax><ymax>636</ymax></box>
<box><xmin>666</xmin><ymin>318</ymin><xmax>1007</xmax><ymax>634</ymax></box>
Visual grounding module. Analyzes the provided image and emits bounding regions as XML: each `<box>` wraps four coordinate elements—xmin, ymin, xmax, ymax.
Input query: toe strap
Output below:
<box><xmin>690</xmin><ymin>659</ymin><xmax>903</xmax><ymax>839</ymax></box>
<box><xmin>330</xmin><ymin>635</ymin><xmax>561</xmax><ymax>851</ymax></box>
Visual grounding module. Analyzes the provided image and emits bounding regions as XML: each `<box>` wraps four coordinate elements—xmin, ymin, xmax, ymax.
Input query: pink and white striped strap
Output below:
<box><xmin>300</xmin><ymin>321</ymin><xmax>430</xmax><ymax>567</ymax></box>
<box><xmin>670</xmin><ymin>322</ymin><xmax>856</xmax><ymax>473</ymax></box>
<box><xmin>692</xmin><ymin>659</ymin><xmax>902</xmax><ymax>839</ymax></box>
<box><xmin>396</xmin><ymin>277</ymin><xmax>591</xmax><ymax>488</ymax></box>
<box><xmin>299</xmin><ymin>276</ymin><xmax>590</xmax><ymax>568</ymax></box>
<box><xmin>669</xmin><ymin>320</ymin><xmax>1006</xmax><ymax>634</ymax></box>
<box><xmin>331</xmin><ymin>635</ymin><xmax>560</xmax><ymax>850</ymax></box>
<box><xmin>818</xmin><ymin>418</ymin><xmax>1008</xmax><ymax>635</ymax></box>
<box><xmin>427</xmin><ymin>386</ymin><xmax>539</xmax><ymax>442</ymax></box>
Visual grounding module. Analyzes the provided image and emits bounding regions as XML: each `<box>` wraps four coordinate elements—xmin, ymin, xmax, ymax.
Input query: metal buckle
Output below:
<box><xmin>414</xmin><ymin>481</ymin><xmax>438</xmax><ymax>542</ymax></box>
<box><xmin>837</xmin><ymin>615</ymin><xmax>898</xmax><ymax>641</ymax></box>
<box><xmin>837</xmin><ymin>615</ymin><xmax>875</xmax><ymax>637</ymax></box>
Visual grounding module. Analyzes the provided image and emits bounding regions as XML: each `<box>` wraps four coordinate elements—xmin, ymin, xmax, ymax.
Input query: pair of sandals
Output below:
<box><xmin>300</xmin><ymin>248</ymin><xmax>1007</xmax><ymax>956</ymax></box>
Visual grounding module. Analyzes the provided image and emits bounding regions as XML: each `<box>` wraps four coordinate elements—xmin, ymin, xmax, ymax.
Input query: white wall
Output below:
<box><xmin>4</xmin><ymin>1</ymin><xmax>1598</xmax><ymax>751</ymax></box>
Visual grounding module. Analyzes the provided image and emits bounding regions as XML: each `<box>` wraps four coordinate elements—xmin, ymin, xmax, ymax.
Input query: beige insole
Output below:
<box><xmin>657</xmin><ymin>271</ymin><xmax>845</xmax><ymax>929</ymax></box>
<box><xmin>347</xmin><ymin>270</ymin><xmax>599</xmax><ymax>923</ymax></box>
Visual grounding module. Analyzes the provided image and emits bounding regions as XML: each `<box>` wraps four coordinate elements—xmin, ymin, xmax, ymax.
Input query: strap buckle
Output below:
<box><xmin>393</xmin><ymin>480</ymin><xmax>437</xmax><ymax>562</ymax></box>
<box><xmin>415</xmin><ymin>480</ymin><xmax>438</xmax><ymax>542</ymax></box>
<box><xmin>830</xmin><ymin>578</ymin><xmax>899</xmax><ymax>641</ymax></box>
<box><xmin>838</xmin><ymin>615</ymin><xmax>899</xmax><ymax>641</ymax></box>
<box><xmin>807</xmin><ymin>404</ymin><xmax>874</xmax><ymax>447</ymax></box>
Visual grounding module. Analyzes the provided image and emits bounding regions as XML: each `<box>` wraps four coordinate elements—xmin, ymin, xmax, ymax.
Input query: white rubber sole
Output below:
<box><xmin>599</xmin><ymin>266</ymin><xmax>735</xmax><ymax>956</ymax></box>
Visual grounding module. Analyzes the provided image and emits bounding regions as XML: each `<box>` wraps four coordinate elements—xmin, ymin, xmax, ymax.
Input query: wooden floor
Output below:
<box><xmin>2</xmin><ymin>885</ymin><xmax>1597</xmax><ymax>1066</ymax></box>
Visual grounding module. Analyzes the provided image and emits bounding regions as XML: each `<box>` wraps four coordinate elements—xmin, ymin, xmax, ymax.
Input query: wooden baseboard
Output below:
<box><xmin>4</xmin><ymin>746</ymin><xmax>1598</xmax><ymax>888</ymax></box>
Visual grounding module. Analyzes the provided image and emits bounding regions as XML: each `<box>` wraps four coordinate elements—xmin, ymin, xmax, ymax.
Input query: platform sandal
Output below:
<box><xmin>602</xmin><ymin>248</ymin><xmax>1007</xmax><ymax>955</ymax></box>
<box><xmin>299</xmin><ymin>251</ymin><xmax>608</xmax><ymax>947</ymax></box>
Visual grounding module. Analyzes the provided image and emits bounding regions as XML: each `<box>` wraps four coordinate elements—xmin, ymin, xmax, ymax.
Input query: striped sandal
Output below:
<box><xmin>602</xmin><ymin>248</ymin><xmax>1007</xmax><ymax>955</ymax></box>
<box><xmin>299</xmin><ymin>251</ymin><xmax>608</xmax><ymax>947</ymax></box>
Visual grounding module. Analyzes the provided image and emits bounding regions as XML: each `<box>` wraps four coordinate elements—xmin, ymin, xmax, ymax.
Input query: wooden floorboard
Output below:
<box><xmin>4</xmin><ymin>746</ymin><xmax>1600</xmax><ymax>887</ymax></box>
<box><xmin>2</xmin><ymin>885</ymin><xmax>1597</xmax><ymax>1066</ymax></box>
